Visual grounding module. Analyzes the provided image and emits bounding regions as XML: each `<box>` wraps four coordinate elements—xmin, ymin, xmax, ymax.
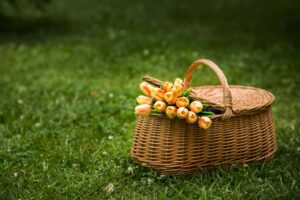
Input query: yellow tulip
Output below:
<box><xmin>165</xmin><ymin>106</ymin><xmax>177</xmax><ymax>119</ymax></box>
<box><xmin>136</xmin><ymin>95</ymin><xmax>153</xmax><ymax>105</ymax></box>
<box><xmin>135</xmin><ymin>104</ymin><xmax>152</xmax><ymax>116</ymax></box>
<box><xmin>190</xmin><ymin>101</ymin><xmax>203</xmax><ymax>113</ymax></box>
<box><xmin>154</xmin><ymin>101</ymin><xmax>167</xmax><ymax>113</ymax></box>
<box><xmin>176</xmin><ymin>97</ymin><xmax>189</xmax><ymax>108</ymax></box>
<box><xmin>198</xmin><ymin>116</ymin><xmax>212</xmax><ymax>129</ymax></box>
<box><xmin>186</xmin><ymin>111</ymin><xmax>198</xmax><ymax>124</ymax></box>
<box><xmin>140</xmin><ymin>82</ymin><xmax>153</xmax><ymax>96</ymax></box>
<box><xmin>151</xmin><ymin>87</ymin><xmax>165</xmax><ymax>101</ymax></box>
<box><xmin>174</xmin><ymin>78</ymin><xmax>186</xmax><ymax>89</ymax></box>
<box><xmin>171</xmin><ymin>84</ymin><xmax>185</xmax><ymax>97</ymax></box>
<box><xmin>163</xmin><ymin>81</ymin><xmax>173</xmax><ymax>92</ymax></box>
<box><xmin>177</xmin><ymin>107</ymin><xmax>189</xmax><ymax>119</ymax></box>
<box><xmin>174</xmin><ymin>78</ymin><xmax>183</xmax><ymax>85</ymax></box>
<box><xmin>164</xmin><ymin>92</ymin><xmax>177</xmax><ymax>105</ymax></box>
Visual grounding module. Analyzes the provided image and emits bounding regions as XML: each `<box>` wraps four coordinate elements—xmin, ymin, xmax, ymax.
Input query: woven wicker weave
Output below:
<box><xmin>131</xmin><ymin>59</ymin><xmax>276</xmax><ymax>174</ymax></box>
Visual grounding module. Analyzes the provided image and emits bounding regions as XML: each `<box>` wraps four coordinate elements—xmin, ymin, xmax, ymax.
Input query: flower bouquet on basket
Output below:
<box><xmin>135</xmin><ymin>78</ymin><xmax>218</xmax><ymax>129</ymax></box>
<box><xmin>131</xmin><ymin>59</ymin><xmax>276</xmax><ymax>175</ymax></box>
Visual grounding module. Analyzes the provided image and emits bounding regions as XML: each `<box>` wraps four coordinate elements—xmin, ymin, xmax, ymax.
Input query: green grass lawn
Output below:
<box><xmin>0</xmin><ymin>0</ymin><xmax>299</xmax><ymax>199</ymax></box>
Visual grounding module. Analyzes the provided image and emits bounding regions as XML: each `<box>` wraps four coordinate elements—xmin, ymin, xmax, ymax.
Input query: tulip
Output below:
<box><xmin>172</xmin><ymin>84</ymin><xmax>185</xmax><ymax>97</ymax></box>
<box><xmin>136</xmin><ymin>95</ymin><xmax>153</xmax><ymax>105</ymax></box>
<box><xmin>186</xmin><ymin>111</ymin><xmax>198</xmax><ymax>124</ymax></box>
<box><xmin>190</xmin><ymin>101</ymin><xmax>203</xmax><ymax>113</ymax></box>
<box><xmin>164</xmin><ymin>92</ymin><xmax>177</xmax><ymax>105</ymax></box>
<box><xmin>151</xmin><ymin>87</ymin><xmax>165</xmax><ymax>101</ymax></box>
<box><xmin>163</xmin><ymin>81</ymin><xmax>173</xmax><ymax>92</ymax></box>
<box><xmin>135</xmin><ymin>104</ymin><xmax>152</xmax><ymax>116</ymax></box>
<box><xmin>140</xmin><ymin>82</ymin><xmax>153</xmax><ymax>96</ymax></box>
<box><xmin>165</xmin><ymin>106</ymin><xmax>177</xmax><ymax>119</ymax></box>
<box><xmin>177</xmin><ymin>107</ymin><xmax>189</xmax><ymax>119</ymax></box>
<box><xmin>154</xmin><ymin>101</ymin><xmax>167</xmax><ymax>113</ymax></box>
<box><xmin>174</xmin><ymin>78</ymin><xmax>183</xmax><ymax>85</ymax></box>
<box><xmin>198</xmin><ymin>116</ymin><xmax>212</xmax><ymax>129</ymax></box>
<box><xmin>174</xmin><ymin>78</ymin><xmax>186</xmax><ymax>89</ymax></box>
<box><xmin>176</xmin><ymin>97</ymin><xmax>189</xmax><ymax>108</ymax></box>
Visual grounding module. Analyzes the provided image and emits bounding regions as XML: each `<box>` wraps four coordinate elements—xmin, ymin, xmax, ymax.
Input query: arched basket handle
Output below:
<box><xmin>184</xmin><ymin>59</ymin><xmax>233</xmax><ymax>120</ymax></box>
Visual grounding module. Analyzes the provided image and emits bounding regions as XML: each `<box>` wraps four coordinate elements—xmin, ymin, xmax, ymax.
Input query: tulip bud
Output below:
<box><xmin>151</xmin><ymin>87</ymin><xmax>165</xmax><ymax>101</ymax></box>
<box><xmin>172</xmin><ymin>84</ymin><xmax>185</xmax><ymax>97</ymax></box>
<box><xmin>186</xmin><ymin>111</ymin><xmax>198</xmax><ymax>124</ymax></box>
<box><xmin>174</xmin><ymin>78</ymin><xmax>183</xmax><ymax>85</ymax></box>
<box><xmin>163</xmin><ymin>81</ymin><xmax>173</xmax><ymax>92</ymax></box>
<box><xmin>135</xmin><ymin>104</ymin><xmax>152</xmax><ymax>116</ymax></box>
<box><xmin>198</xmin><ymin>116</ymin><xmax>212</xmax><ymax>129</ymax></box>
<box><xmin>177</xmin><ymin>107</ymin><xmax>188</xmax><ymax>119</ymax></box>
<box><xmin>164</xmin><ymin>92</ymin><xmax>177</xmax><ymax>105</ymax></box>
<box><xmin>165</xmin><ymin>106</ymin><xmax>177</xmax><ymax>119</ymax></box>
<box><xmin>176</xmin><ymin>97</ymin><xmax>189</xmax><ymax>108</ymax></box>
<box><xmin>174</xmin><ymin>78</ymin><xmax>186</xmax><ymax>89</ymax></box>
<box><xmin>136</xmin><ymin>95</ymin><xmax>153</xmax><ymax>105</ymax></box>
<box><xmin>154</xmin><ymin>101</ymin><xmax>167</xmax><ymax>113</ymax></box>
<box><xmin>140</xmin><ymin>82</ymin><xmax>153</xmax><ymax>96</ymax></box>
<box><xmin>190</xmin><ymin>101</ymin><xmax>203</xmax><ymax>113</ymax></box>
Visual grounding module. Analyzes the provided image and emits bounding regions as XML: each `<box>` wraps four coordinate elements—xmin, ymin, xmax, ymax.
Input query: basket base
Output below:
<box><xmin>131</xmin><ymin>107</ymin><xmax>277</xmax><ymax>175</ymax></box>
<box><xmin>131</xmin><ymin>148</ymin><xmax>276</xmax><ymax>175</ymax></box>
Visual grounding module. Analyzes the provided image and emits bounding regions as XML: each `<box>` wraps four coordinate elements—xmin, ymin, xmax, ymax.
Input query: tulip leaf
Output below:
<box><xmin>151</xmin><ymin>110</ymin><xmax>163</xmax><ymax>115</ymax></box>
<box><xmin>202</xmin><ymin>104</ymin><xmax>209</xmax><ymax>110</ymax></box>
<box><xmin>183</xmin><ymin>89</ymin><xmax>191</xmax><ymax>97</ymax></box>
<box><xmin>197</xmin><ymin>111</ymin><xmax>215</xmax><ymax>117</ymax></box>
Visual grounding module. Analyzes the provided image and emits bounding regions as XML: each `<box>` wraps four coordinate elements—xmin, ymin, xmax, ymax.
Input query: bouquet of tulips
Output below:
<box><xmin>135</xmin><ymin>78</ymin><xmax>215</xmax><ymax>129</ymax></box>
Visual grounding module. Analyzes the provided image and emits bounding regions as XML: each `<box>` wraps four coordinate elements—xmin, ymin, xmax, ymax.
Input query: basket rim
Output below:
<box><xmin>190</xmin><ymin>85</ymin><xmax>275</xmax><ymax>116</ymax></box>
<box><xmin>192</xmin><ymin>84</ymin><xmax>275</xmax><ymax>103</ymax></box>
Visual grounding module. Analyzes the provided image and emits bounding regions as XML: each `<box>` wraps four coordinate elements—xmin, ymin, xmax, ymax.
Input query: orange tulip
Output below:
<box><xmin>140</xmin><ymin>82</ymin><xmax>153</xmax><ymax>96</ymax></box>
<box><xmin>165</xmin><ymin>106</ymin><xmax>177</xmax><ymax>119</ymax></box>
<box><xmin>151</xmin><ymin>87</ymin><xmax>165</xmax><ymax>101</ymax></box>
<box><xmin>154</xmin><ymin>101</ymin><xmax>167</xmax><ymax>113</ymax></box>
<box><xmin>190</xmin><ymin>101</ymin><xmax>203</xmax><ymax>113</ymax></box>
<box><xmin>177</xmin><ymin>107</ymin><xmax>189</xmax><ymax>119</ymax></box>
<box><xmin>163</xmin><ymin>81</ymin><xmax>173</xmax><ymax>92</ymax></box>
<box><xmin>136</xmin><ymin>95</ymin><xmax>153</xmax><ymax>105</ymax></box>
<box><xmin>176</xmin><ymin>97</ymin><xmax>189</xmax><ymax>108</ymax></box>
<box><xmin>164</xmin><ymin>92</ymin><xmax>177</xmax><ymax>105</ymax></box>
<box><xmin>198</xmin><ymin>116</ymin><xmax>212</xmax><ymax>129</ymax></box>
<box><xmin>172</xmin><ymin>84</ymin><xmax>185</xmax><ymax>97</ymax></box>
<box><xmin>186</xmin><ymin>111</ymin><xmax>198</xmax><ymax>124</ymax></box>
<box><xmin>135</xmin><ymin>104</ymin><xmax>152</xmax><ymax>116</ymax></box>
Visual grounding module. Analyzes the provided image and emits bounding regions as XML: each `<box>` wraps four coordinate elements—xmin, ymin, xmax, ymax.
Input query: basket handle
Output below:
<box><xmin>184</xmin><ymin>59</ymin><xmax>233</xmax><ymax>120</ymax></box>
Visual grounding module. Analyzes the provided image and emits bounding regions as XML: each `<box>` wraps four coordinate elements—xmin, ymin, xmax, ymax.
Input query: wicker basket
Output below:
<box><xmin>131</xmin><ymin>59</ymin><xmax>276</xmax><ymax>175</ymax></box>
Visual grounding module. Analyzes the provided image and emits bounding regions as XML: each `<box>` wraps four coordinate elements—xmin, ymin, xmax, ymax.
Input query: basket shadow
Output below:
<box><xmin>130</xmin><ymin>156</ymin><xmax>276</xmax><ymax>178</ymax></box>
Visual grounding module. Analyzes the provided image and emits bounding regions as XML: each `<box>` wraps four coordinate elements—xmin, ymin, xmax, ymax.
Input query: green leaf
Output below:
<box><xmin>197</xmin><ymin>111</ymin><xmax>215</xmax><ymax>117</ymax></box>
<box><xmin>183</xmin><ymin>89</ymin><xmax>191</xmax><ymax>97</ymax></box>
<box><xmin>151</xmin><ymin>110</ymin><xmax>162</xmax><ymax>114</ymax></box>
<box><xmin>151</xmin><ymin>110</ymin><xmax>163</xmax><ymax>116</ymax></box>
<box><xmin>202</xmin><ymin>104</ymin><xmax>209</xmax><ymax>110</ymax></box>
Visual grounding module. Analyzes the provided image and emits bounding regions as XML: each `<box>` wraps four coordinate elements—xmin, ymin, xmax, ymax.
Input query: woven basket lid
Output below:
<box><xmin>190</xmin><ymin>85</ymin><xmax>275</xmax><ymax>116</ymax></box>
<box><xmin>143</xmin><ymin>59</ymin><xmax>275</xmax><ymax>119</ymax></box>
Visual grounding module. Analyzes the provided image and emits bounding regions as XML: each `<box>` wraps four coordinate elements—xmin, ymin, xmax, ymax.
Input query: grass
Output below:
<box><xmin>0</xmin><ymin>0</ymin><xmax>299</xmax><ymax>199</ymax></box>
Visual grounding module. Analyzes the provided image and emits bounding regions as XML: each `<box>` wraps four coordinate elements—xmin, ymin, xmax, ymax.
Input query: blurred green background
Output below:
<box><xmin>0</xmin><ymin>0</ymin><xmax>299</xmax><ymax>199</ymax></box>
